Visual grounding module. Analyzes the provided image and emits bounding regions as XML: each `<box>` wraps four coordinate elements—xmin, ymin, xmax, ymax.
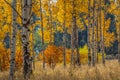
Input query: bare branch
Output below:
<box><xmin>4</xmin><ymin>0</ymin><xmax>23</xmax><ymax>19</ymax></box>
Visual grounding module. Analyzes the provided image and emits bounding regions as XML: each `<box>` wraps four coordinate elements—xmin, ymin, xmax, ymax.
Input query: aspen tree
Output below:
<box><xmin>22</xmin><ymin>0</ymin><xmax>32</xmax><ymax>79</ymax></box>
<box><xmin>96</xmin><ymin>0</ymin><xmax>99</xmax><ymax>63</ymax></box>
<box><xmin>88</xmin><ymin>0</ymin><xmax>91</xmax><ymax>66</ymax></box>
<box><xmin>63</xmin><ymin>0</ymin><xmax>67</xmax><ymax>67</ymax></box>
<box><xmin>71</xmin><ymin>0</ymin><xmax>76</xmax><ymax>67</ymax></box>
<box><xmin>40</xmin><ymin>0</ymin><xmax>45</xmax><ymax>69</ymax></box>
<box><xmin>102</xmin><ymin>0</ymin><xmax>106</xmax><ymax>64</ymax></box>
<box><xmin>9</xmin><ymin>0</ymin><xmax>17</xmax><ymax>79</ymax></box>
<box><xmin>92</xmin><ymin>0</ymin><xmax>96</xmax><ymax>66</ymax></box>
<box><xmin>94</xmin><ymin>0</ymin><xmax>98</xmax><ymax>64</ymax></box>
<box><xmin>76</xmin><ymin>25</ymin><xmax>80</xmax><ymax>66</ymax></box>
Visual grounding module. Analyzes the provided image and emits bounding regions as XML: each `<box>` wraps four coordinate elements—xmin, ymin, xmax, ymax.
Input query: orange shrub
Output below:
<box><xmin>44</xmin><ymin>45</ymin><xmax>63</xmax><ymax>68</ymax></box>
<box><xmin>0</xmin><ymin>45</ymin><xmax>23</xmax><ymax>71</ymax></box>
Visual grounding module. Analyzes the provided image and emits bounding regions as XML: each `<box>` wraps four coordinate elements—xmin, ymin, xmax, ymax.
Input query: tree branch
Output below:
<box><xmin>4</xmin><ymin>0</ymin><xmax>23</xmax><ymax>19</ymax></box>
<box><xmin>79</xmin><ymin>12</ymin><xmax>88</xmax><ymax>29</ymax></box>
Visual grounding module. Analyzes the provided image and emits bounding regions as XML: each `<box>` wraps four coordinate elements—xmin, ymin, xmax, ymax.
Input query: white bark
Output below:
<box><xmin>9</xmin><ymin>0</ymin><xmax>17</xmax><ymax>79</ymax></box>
<box><xmin>91</xmin><ymin>0</ymin><xmax>95</xmax><ymax>66</ymax></box>
<box><xmin>88</xmin><ymin>0</ymin><xmax>91</xmax><ymax>66</ymax></box>
<box><xmin>22</xmin><ymin>0</ymin><xmax>32</xmax><ymax>79</ymax></box>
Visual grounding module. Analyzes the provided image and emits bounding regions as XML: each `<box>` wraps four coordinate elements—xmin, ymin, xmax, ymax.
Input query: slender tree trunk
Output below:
<box><xmin>99</xmin><ymin>0</ymin><xmax>105</xmax><ymax>65</ymax></box>
<box><xmin>71</xmin><ymin>0</ymin><xmax>80</xmax><ymax>67</ymax></box>
<box><xmin>9</xmin><ymin>0</ymin><xmax>17</xmax><ymax>79</ymax></box>
<box><xmin>96</xmin><ymin>3</ymin><xmax>99</xmax><ymax>63</ymax></box>
<box><xmin>88</xmin><ymin>0</ymin><xmax>91</xmax><ymax>66</ymax></box>
<box><xmin>76</xmin><ymin>26</ymin><xmax>80</xmax><ymax>66</ymax></box>
<box><xmin>92</xmin><ymin>0</ymin><xmax>95</xmax><ymax>66</ymax></box>
<box><xmin>118</xmin><ymin>16</ymin><xmax>120</xmax><ymax>63</ymax></box>
<box><xmin>63</xmin><ymin>0</ymin><xmax>66</xmax><ymax>68</ymax></box>
<box><xmin>94</xmin><ymin>0</ymin><xmax>98</xmax><ymax>64</ymax></box>
<box><xmin>22</xmin><ymin>0</ymin><xmax>32</xmax><ymax>79</ymax></box>
<box><xmin>99</xmin><ymin>0</ymin><xmax>102</xmax><ymax>62</ymax></box>
<box><xmin>40</xmin><ymin>0</ymin><xmax>45</xmax><ymax>69</ymax></box>
<box><xmin>98</xmin><ymin>0</ymin><xmax>101</xmax><ymax>64</ymax></box>
<box><xmin>71</xmin><ymin>24</ymin><xmax>75</xmax><ymax>67</ymax></box>
<box><xmin>101</xmin><ymin>0</ymin><xmax>106</xmax><ymax>65</ymax></box>
<box><xmin>71</xmin><ymin>0</ymin><xmax>76</xmax><ymax>67</ymax></box>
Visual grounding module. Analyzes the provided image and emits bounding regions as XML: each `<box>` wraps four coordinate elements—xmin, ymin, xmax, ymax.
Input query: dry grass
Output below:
<box><xmin>0</xmin><ymin>60</ymin><xmax>120</xmax><ymax>80</ymax></box>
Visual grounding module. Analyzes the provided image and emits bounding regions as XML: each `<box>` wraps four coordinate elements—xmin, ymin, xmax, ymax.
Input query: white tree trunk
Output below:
<box><xmin>9</xmin><ymin>0</ymin><xmax>17</xmax><ymax>79</ymax></box>
<box><xmin>88</xmin><ymin>0</ymin><xmax>91</xmax><ymax>66</ymax></box>
<box><xmin>92</xmin><ymin>0</ymin><xmax>95</xmax><ymax>66</ymax></box>
<box><xmin>22</xmin><ymin>0</ymin><xmax>32</xmax><ymax>79</ymax></box>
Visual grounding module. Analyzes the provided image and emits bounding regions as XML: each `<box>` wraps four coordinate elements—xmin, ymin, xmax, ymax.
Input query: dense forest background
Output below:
<box><xmin>0</xmin><ymin>0</ymin><xmax>120</xmax><ymax>80</ymax></box>
<box><xmin>2</xmin><ymin>0</ymin><xmax>119</xmax><ymax>55</ymax></box>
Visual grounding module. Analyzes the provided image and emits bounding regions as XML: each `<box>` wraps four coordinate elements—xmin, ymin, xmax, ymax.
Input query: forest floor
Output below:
<box><xmin>0</xmin><ymin>60</ymin><xmax>120</xmax><ymax>80</ymax></box>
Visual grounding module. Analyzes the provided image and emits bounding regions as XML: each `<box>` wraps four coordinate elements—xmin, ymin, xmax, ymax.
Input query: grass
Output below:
<box><xmin>0</xmin><ymin>60</ymin><xmax>120</xmax><ymax>80</ymax></box>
